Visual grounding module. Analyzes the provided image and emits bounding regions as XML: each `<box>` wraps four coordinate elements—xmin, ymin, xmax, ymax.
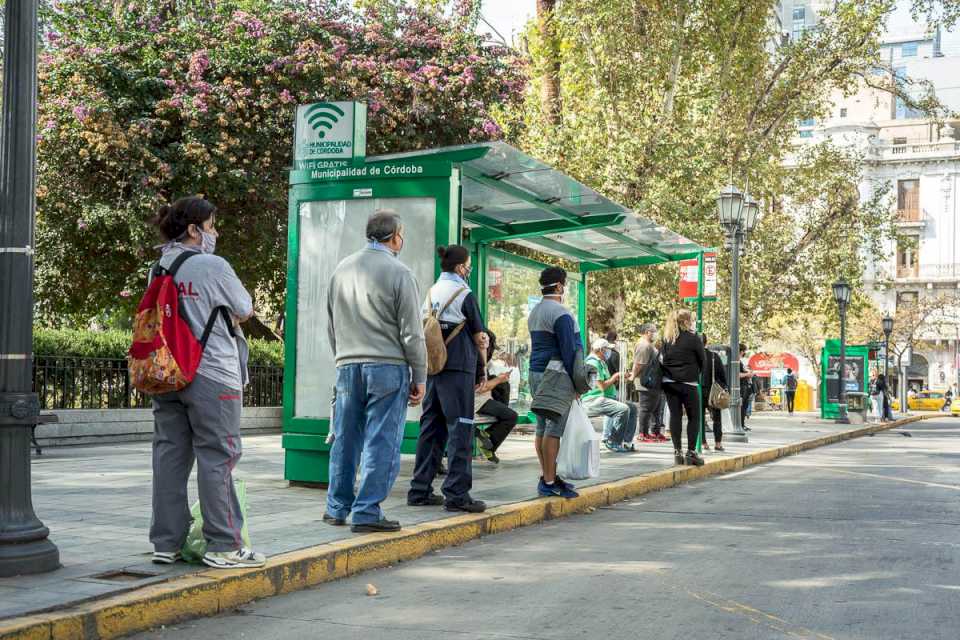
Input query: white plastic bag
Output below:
<box><xmin>557</xmin><ymin>401</ymin><xmax>601</xmax><ymax>480</ymax></box>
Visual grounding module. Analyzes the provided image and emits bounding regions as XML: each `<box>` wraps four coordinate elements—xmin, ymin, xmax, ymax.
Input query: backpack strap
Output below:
<box><xmin>437</xmin><ymin>287</ymin><xmax>468</xmax><ymax>317</ymax></box>
<box><xmin>199</xmin><ymin>306</ymin><xmax>237</xmax><ymax>350</ymax></box>
<box><xmin>166</xmin><ymin>250</ymin><xmax>199</xmax><ymax>277</ymax></box>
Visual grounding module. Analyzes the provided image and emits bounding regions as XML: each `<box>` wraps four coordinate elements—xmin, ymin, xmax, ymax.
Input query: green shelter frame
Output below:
<box><xmin>283</xmin><ymin>141</ymin><xmax>706</xmax><ymax>484</ymax></box>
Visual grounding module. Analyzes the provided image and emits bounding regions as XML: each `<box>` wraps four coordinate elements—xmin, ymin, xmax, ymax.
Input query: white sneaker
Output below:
<box><xmin>152</xmin><ymin>551</ymin><xmax>181</xmax><ymax>564</ymax></box>
<box><xmin>202</xmin><ymin>547</ymin><xmax>266</xmax><ymax>569</ymax></box>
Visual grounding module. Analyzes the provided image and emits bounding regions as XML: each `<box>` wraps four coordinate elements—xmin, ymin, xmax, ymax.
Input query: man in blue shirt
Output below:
<box><xmin>527</xmin><ymin>267</ymin><xmax>581</xmax><ymax>499</ymax></box>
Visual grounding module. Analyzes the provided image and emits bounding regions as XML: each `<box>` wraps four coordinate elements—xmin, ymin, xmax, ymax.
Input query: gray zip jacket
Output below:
<box><xmin>326</xmin><ymin>245</ymin><xmax>428</xmax><ymax>385</ymax></box>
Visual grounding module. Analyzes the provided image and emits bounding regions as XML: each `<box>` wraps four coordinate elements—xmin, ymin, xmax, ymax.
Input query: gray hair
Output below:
<box><xmin>366</xmin><ymin>209</ymin><xmax>402</xmax><ymax>242</ymax></box>
<box><xmin>640</xmin><ymin>323</ymin><xmax>656</xmax><ymax>335</ymax></box>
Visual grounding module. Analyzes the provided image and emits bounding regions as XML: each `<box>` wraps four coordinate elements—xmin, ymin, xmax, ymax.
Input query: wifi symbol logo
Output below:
<box><xmin>304</xmin><ymin>102</ymin><xmax>346</xmax><ymax>139</ymax></box>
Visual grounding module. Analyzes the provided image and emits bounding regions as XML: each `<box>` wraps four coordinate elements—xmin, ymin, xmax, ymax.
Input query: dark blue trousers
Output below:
<box><xmin>408</xmin><ymin>370</ymin><xmax>475</xmax><ymax>505</ymax></box>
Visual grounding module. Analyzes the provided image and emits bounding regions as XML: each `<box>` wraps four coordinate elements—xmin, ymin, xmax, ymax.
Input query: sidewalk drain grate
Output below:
<box><xmin>90</xmin><ymin>569</ymin><xmax>159</xmax><ymax>582</ymax></box>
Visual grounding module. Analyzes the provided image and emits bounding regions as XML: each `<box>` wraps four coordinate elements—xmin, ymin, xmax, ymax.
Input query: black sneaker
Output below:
<box><xmin>445</xmin><ymin>499</ymin><xmax>487</xmax><ymax>513</ymax></box>
<box><xmin>685</xmin><ymin>450</ymin><xmax>705</xmax><ymax>466</ymax></box>
<box><xmin>674</xmin><ymin>449</ymin><xmax>685</xmax><ymax>465</ymax></box>
<box><xmin>407</xmin><ymin>493</ymin><xmax>444</xmax><ymax>506</ymax></box>
<box><xmin>351</xmin><ymin>518</ymin><xmax>401</xmax><ymax>533</ymax></box>
<box><xmin>322</xmin><ymin>513</ymin><xmax>347</xmax><ymax>526</ymax></box>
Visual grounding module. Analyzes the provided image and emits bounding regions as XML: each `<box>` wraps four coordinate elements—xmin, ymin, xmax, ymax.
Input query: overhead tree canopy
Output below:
<box><xmin>34</xmin><ymin>0</ymin><xmax>525</xmax><ymax>325</ymax></box>
<box><xmin>511</xmin><ymin>0</ymin><xmax>958</xmax><ymax>345</ymax></box>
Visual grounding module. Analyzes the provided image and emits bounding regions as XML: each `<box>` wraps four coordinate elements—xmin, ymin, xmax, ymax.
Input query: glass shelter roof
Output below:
<box><xmin>371</xmin><ymin>141</ymin><xmax>704</xmax><ymax>271</ymax></box>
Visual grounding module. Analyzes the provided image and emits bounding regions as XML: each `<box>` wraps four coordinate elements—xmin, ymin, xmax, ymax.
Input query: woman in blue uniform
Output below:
<box><xmin>407</xmin><ymin>245</ymin><xmax>488</xmax><ymax>513</ymax></box>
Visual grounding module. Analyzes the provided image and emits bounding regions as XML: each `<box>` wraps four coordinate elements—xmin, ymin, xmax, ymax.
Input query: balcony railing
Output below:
<box><xmin>897</xmin><ymin>264</ymin><xmax>919</xmax><ymax>278</ymax></box>
<box><xmin>897</xmin><ymin>207</ymin><xmax>923</xmax><ymax>222</ymax></box>
<box><xmin>872</xmin><ymin>140</ymin><xmax>960</xmax><ymax>161</ymax></box>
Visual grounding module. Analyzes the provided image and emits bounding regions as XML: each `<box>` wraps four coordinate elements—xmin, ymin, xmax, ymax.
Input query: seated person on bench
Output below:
<box><xmin>474</xmin><ymin>336</ymin><xmax>518</xmax><ymax>464</ymax></box>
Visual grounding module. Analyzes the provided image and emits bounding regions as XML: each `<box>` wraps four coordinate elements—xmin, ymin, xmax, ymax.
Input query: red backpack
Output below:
<box><xmin>128</xmin><ymin>251</ymin><xmax>232</xmax><ymax>395</ymax></box>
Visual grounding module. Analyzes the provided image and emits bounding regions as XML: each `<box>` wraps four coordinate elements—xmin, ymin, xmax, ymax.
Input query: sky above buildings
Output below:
<box><xmin>475</xmin><ymin>0</ymin><xmax>960</xmax><ymax>54</ymax></box>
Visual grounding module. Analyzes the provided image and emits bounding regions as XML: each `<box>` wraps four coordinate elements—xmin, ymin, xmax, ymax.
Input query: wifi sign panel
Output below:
<box><xmin>294</xmin><ymin>101</ymin><xmax>367</xmax><ymax>165</ymax></box>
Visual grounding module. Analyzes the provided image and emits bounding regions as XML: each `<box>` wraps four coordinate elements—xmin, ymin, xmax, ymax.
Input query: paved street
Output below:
<box><xmin>0</xmin><ymin>413</ymin><xmax>889</xmax><ymax>620</ymax></box>
<box><xmin>132</xmin><ymin>417</ymin><xmax>960</xmax><ymax>640</ymax></box>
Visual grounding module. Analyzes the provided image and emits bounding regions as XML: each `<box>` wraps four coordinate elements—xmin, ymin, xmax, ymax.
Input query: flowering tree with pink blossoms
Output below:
<box><xmin>35</xmin><ymin>0</ymin><xmax>525</xmax><ymax>323</ymax></box>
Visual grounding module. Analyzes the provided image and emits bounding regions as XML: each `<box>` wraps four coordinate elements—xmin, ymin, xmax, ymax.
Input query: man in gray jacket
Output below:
<box><xmin>325</xmin><ymin>211</ymin><xmax>427</xmax><ymax>533</ymax></box>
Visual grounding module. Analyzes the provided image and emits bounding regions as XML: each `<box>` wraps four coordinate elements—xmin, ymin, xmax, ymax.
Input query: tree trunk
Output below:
<box><xmin>537</xmin><ymin>0</ymin><xmax>561</xmax><ymax>125</ymax></box>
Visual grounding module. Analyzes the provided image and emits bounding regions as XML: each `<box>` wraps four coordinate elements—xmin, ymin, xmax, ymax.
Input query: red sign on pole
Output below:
<box><xmin>679</xmin><ymin>252</ymin><xmax>717</xmax><ymax>300</ymax></box>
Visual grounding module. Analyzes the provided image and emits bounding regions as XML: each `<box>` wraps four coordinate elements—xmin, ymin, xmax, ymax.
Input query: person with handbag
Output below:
<box><xmin>660</xmin><ymin>309</ymin><xmax>706</xmax><ymax>466</ymax></box>
<box><xmin>407</xmin><ymin>245</ymin><xmax>488</xmax><ymax>514</ymax></box>
<box><xmin>699</xmin><ymin>335</ymin><xmax>728</xmax><ymax>452</ymax></box>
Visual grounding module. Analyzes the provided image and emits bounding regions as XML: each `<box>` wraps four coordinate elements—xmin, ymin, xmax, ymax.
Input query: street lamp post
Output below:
<box><xmin>0</xmin><ymin>0</ymin><xmax>59</xmax><ymax>577</ymax></box>
<box><xmin>832</xmin><ymin>278</ymin><xmax>852</xmax><ymax>425</ymax></box>
<box><xmin>717</xmin><ymin>186</ymin><xmax>759</xmax><ymax>442</ymax></box>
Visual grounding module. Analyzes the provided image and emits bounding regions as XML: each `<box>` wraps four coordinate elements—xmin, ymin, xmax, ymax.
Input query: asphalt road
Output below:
<box><xmin>134</xmin><ymin>417</ymin><xmax>960</xmax><ymax>640</ymax></box>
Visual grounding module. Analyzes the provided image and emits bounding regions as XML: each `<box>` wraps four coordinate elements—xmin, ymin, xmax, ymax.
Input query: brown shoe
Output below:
<box><xmin>714</xmin><ymin>443</ymin><xmax>725</xmax><ymax>452</ymax></box>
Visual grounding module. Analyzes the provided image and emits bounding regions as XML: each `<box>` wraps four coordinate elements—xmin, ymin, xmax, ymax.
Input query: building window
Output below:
<box><xmin>799</xmin><ymin>130</ymin><xmax>813</xmax><ymax>138</ymax></box>
<box><xmin>893</xmin><ymin>136</ymin><xmax>907</xmax><ymax>145</ymax></box>
<box><xmin>898</xmin><ymin>179</ymin><xmax>920</xmax><ymax>220</ymax></box>
<box><xmin>895</xmin><ymin>96</ymin><xmax>921</xmax><ymax>120</ymax></box>
<box><xmin>799</xmin><ymin>118</ymin><xmax>816</xmax><ymax>127</ymax></box>
<box><xmin>897</xmin><ymin>236</ymin><xmax>920</xmax><ymax>279</ymax></box>
<box><xmin>793</xmin><ymin>7</ymin><xmax>805</xmax><ymax>20</ymax></box>
<box><xmin>896</xmin><ymin>290</ymin><xmax>919</xmax><ymax>307</ymax></box>
<box><xmin>901</xmin><ymin>42</ymin><xmax>918</xmax><ymax>57</ymax></box>
<box><xmin>839</xmin><ymin>108</ymin><xmax>847</xmax><ymax>118</ymax></box>
<box><xmin>893</xmin><ymin>66</ymin><xmax>908</xmax><ymax>81</ymax></box>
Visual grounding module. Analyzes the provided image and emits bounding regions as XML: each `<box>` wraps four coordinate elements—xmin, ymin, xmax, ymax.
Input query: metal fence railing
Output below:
<box><xmin>33</xmin><ymin>356</ymin><xmax>283</xmax><ymax>410</ymax></box>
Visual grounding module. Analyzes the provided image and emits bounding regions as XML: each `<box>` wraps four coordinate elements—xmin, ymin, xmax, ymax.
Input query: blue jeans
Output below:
<box><xmin>583</xmin><ymin>396</ymin><xmax>638</xmax><ymax>445</ymax></box>
<box><xmin>326</xmin><ymin>363</ymin><xmax>410</xmax><ymax>525</ymax></box>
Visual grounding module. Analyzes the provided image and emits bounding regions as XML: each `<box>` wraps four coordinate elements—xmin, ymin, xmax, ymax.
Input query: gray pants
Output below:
<box><xmin>583</xmin><ymin>395</ymin><xmax>638</xmax><ymax>445</ymax></box>
<box><xmin>150</xmin><ymin>374</ymin><xmax>244</xmax><ymax>553</ymax></box>
<box><xmin>636</xmin><ymin>389</ymin><xmax>659</xmax><ymax>436</ymax></box>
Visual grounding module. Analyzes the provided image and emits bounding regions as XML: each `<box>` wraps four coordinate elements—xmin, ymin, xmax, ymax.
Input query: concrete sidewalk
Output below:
<box><xmin>0</xmin><ymin>412</ymin><xmax>932</xmax><ymax>637</ymax></box>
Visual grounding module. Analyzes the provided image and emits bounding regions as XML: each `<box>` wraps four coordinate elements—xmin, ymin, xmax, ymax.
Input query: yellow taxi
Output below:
<box><xmin>951</xmin><ymin>398</ymin><xmax>960</xmax><ymax>417</ymax></box>
<box><xmin>892</xmin><ymin>391</ymin><xmax>948</xmax><ymax>412</ymax></box>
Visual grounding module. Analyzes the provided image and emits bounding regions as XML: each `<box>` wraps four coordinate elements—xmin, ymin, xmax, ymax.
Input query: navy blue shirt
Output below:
<box><xmin>441</xmin><ymin>291</ymin><xmax>484</xmax><ymax>375</ymax></box>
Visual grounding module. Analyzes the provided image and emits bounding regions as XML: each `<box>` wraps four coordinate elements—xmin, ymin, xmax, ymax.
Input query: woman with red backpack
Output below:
<box><xmin>144</xmin><ymin>196</ymin><xmax>266</xmax><ymax>569</ymax></box>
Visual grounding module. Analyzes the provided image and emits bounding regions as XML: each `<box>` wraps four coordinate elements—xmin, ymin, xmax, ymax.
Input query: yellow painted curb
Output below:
<box><xmin>0</xmin><ymin>414</ymin><xmax>934</xmax><ymax>640</ymax></box>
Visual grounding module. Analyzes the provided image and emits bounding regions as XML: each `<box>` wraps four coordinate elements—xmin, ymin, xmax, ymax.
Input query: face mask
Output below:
<box><xmin>461</xmin><ymin>265</ymin><xmax>472</xmax><ymax>280</ymax></box>
<box><xmin>201</xmin><ymin>230</ymin><xmax>217</xmax><ymax>254</ymax></box>
<box><xmin>603</xmin><ymin>348</ymin><xmax>611</xmax><ymax>360</ymax></box>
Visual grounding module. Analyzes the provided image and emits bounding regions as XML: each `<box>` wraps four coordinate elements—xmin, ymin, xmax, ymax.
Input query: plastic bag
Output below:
<box><xmin>557</xmin><ymin>401</ymin><xmax>601</xmax><ymax>480</ymax></box>
<box><xmin>181</xmin><ymin>479</ymin><xmax>251</xmax><ymax>564</ymax></box>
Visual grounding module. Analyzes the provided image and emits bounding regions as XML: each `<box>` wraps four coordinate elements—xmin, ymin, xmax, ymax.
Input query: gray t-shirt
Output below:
<box><xmin>156</xmin><ymin>247</ymin><xmax>253</xmax><ymax>390</ymax></box>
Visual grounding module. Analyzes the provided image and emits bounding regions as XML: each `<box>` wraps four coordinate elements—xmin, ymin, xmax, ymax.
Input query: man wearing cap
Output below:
<box><xmin>583</xmin><ymin>338</ymin><xmax>638</xmax><ymax>452</ymax></box>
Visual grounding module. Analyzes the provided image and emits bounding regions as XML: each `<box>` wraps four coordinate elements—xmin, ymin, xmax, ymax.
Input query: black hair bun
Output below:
<box><xmin>437</xmin><ymin>246</ymin><xmax>447</xmax><ymax>258</ymax></box>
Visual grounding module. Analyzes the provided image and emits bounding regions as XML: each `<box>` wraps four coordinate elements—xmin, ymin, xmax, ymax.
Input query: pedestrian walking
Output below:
<box><xmin>784</xmin><ymin>367</ymin><xmax>798</xmax><ymax>415</ymax></box>
<box><xmin>699</xmin><ymin>335</ymin><xmax>727</xmax><ymax>452</ymax></box>
<box><xmin>146</xmin><ymin>196</ymin><xmax>266</xmax><ymax>569</ymax></box>
<box><xmin>583</xmin><ymin>338</ymin><xmax>638</xmax><ymax>452</ymax></box>
<box><xmin>874</xmin><ymin>374</ymin><xmax>892</xmax><ymax>422</ymax></box>
<box><xmin>324</xmin><ymin>211</ymin><xmax>427</xmax><ymax>533</ymax></box>
<box><xmin>738</xmin><ymin>344</ymin><xmax>754</xmax><ymax>431</ymax></box>
<box><xmin>661</xmin><ymin>309</ymin><xmax>706</xmax><ymax>466</ymax></box>
<box><xmin>408</xmin><ymin>245</ymin><xmax>488</xmax><ymax>513</ymax></box>
<box><xmin>528</xmin><ymin>267</ymin><xmax>584</xmax><ymax>498</ymax></box>
<box><xmin>629</xmin><ymin>323</ymin><xmax>665</xmax><ymax>442</ymax></box>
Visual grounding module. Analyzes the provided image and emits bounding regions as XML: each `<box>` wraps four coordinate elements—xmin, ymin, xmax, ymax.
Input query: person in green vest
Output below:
<box><xmin>582</xmin><ymin>338</ymin><xmax>638</xmax><ymax>452</ymax></box>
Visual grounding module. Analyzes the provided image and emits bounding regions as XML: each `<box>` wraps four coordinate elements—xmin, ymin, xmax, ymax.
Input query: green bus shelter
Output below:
<box><xmin>283</xmin><ymin>109</ymin><xmax>705</xmax><ymax>484</ymax></box>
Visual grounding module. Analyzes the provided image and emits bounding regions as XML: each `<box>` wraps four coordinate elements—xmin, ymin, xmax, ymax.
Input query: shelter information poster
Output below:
<box><xmin>825</xmin><ymin>355</ymin><xmax>865</xmax><ymax>402</ymax></box>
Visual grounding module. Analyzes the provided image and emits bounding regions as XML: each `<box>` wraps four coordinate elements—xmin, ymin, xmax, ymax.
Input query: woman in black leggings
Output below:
<box><xmin>661</xmin><ymin>309</ymin><xmax>706</xmax><ymax>466</ymax></box>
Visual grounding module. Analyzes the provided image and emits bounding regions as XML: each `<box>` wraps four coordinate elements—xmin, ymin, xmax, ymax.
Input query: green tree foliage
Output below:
<box><xmin>35</xmin><ymin>0</ymin><xmax>524</xmax><ymax>324</ymax></box>
<box><xmin>512</xmin><ymin>0</ymin><xmax>957</xmax><ymax>344</ymax></box>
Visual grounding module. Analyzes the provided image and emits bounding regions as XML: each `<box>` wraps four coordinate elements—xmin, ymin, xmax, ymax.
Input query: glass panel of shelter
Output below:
<box><xmin>294</xmin><ymin>196</ymin><xmax>437</xmax><ymax>422</ymax></box>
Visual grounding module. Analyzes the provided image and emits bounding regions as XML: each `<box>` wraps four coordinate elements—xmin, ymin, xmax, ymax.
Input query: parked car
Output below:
<box><xmin>892</xmin><ymin>390</ymin><xmax>947</xmax><ymax>412</ymax></box>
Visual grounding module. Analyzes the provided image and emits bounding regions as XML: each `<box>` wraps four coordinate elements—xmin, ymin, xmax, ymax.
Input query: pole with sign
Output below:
<box><xmin>680</xmin><ymin>250</ymin><xmax>717</xmax><ymax>332</ymax></box>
